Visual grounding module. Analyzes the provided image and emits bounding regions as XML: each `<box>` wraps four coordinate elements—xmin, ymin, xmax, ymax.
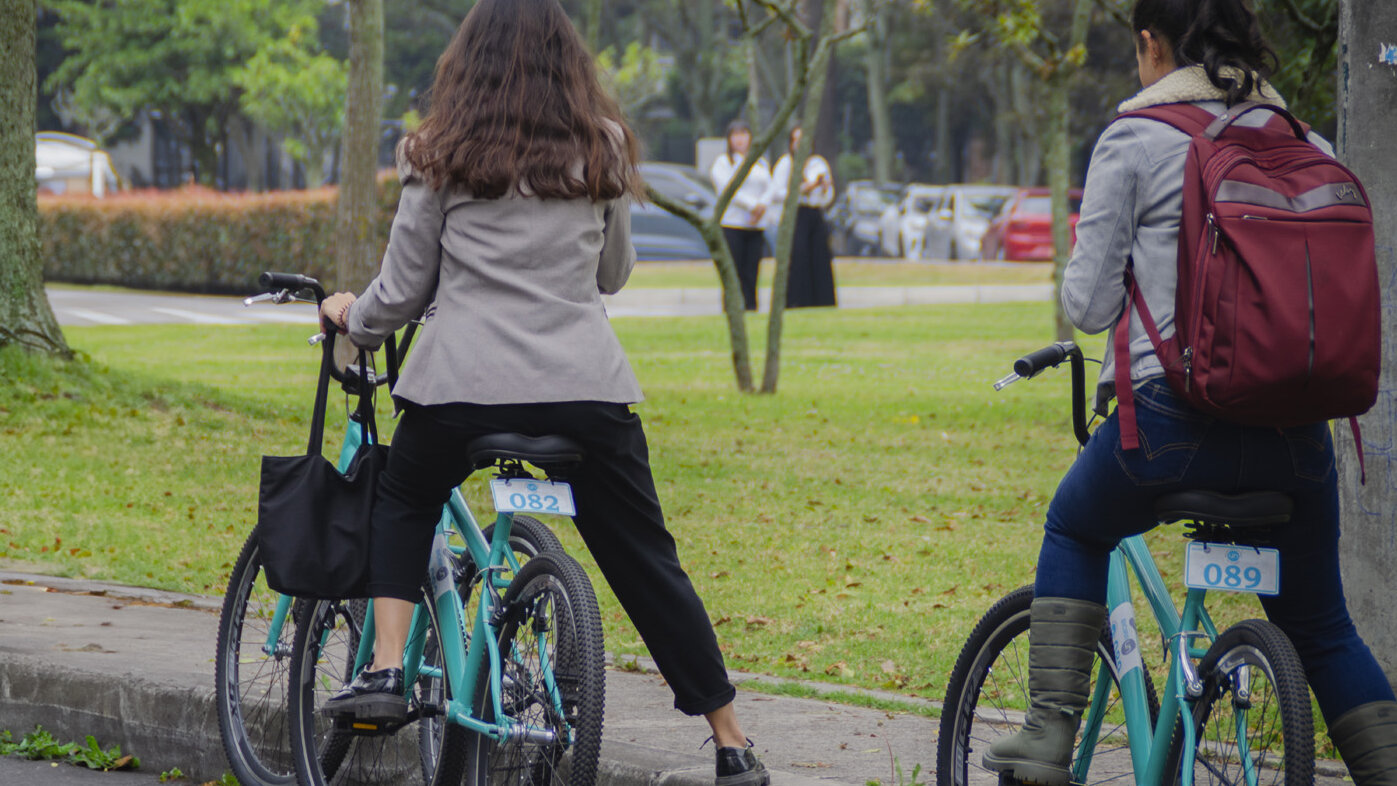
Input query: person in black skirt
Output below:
<box><xmin>767</xmin><ymin>126</ymin><xmax>837</xmax><ymax>308</ymax></box>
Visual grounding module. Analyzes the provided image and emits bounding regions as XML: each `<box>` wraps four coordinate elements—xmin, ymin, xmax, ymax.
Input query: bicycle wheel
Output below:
<box><xmin>463</xmin><ymin>551</ymin><xmax>605</xmax><ymax>786</ymax></box>
<box><xmin>1170</xmin><ymin>619</ymin><xmax>1314</xmax><ymax>786</ymax></box>
<box><xmin>936</xmin><ymin>585</ymin><xmax>1159</xmax><ymax>786</ymax></box>
<box><xmin>214</xmin><ymin>532</ymin><xmax>296</xmax><ymax>786</ymax></box>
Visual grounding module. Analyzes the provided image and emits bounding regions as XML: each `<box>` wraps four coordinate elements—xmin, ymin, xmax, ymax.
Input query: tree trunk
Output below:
<box><xmin>1045</xmin><ymin>76</ymin><xmax>1074</xmax><ymax>342</ymax></box>
<box><xmin>336</xmin><ymin>0</ymin><xmax>384</xmax><ymax>293</ymax></box>
<box><xmin>1336</xmin><ymin>0</ymin><xmax>1397</xmax><ymax>688</ymax></box>
<box><xmin>584</xmin><ymin>0</ymin><xmax>604</xmax><ymax>53</ymax></box>
<box><xmin>647</xmin><ymin>186</ymin><xmax>754</xmax><ymax>391</ymax></box>
<box><xmin>935</xmin><ymin>88</ymin><xmax>953</xmax><ymax>183</ymax></box>
<box><xmin>862</xmin><ymin>0</ymin><xmax>892</xmax><ymax>185</ymax></box>
<box><xmin>762</xmin><ymin>0</ymin><xmax>840</xmax><ymax>394</ymax></box>
<box><xmin>0</xmin><ymin>0</ymin><xmax>68</xmax><ymax>356</ymax></box>
<box><xmin>227</xmin><ymin>114</ymin><xmax>263</xmax><ymax>193</ymax></box>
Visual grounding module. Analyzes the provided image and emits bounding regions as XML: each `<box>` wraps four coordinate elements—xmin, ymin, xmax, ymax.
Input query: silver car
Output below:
<box><xmin>920</xmin><ymin>185</ymin><xmax>1017</xmax><ymax>260</ymax></box>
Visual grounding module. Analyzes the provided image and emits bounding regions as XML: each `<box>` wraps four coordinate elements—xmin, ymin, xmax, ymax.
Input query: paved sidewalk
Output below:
<box><xmin>0</xmin><ymin>571</ymin><xmax>940</xmax><ymax>785</ymax></box>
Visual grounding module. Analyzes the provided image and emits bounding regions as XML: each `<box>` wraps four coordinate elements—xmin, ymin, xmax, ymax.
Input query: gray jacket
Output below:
<box><xmin>1062</xmin><ymin>66</ymin><xmax>1332</xmax><ymax>412</ymax></box>
<box><xmin>345</xmin><ymin>165</ymin><xmax>642</xmax><ymax>406</ymax></box>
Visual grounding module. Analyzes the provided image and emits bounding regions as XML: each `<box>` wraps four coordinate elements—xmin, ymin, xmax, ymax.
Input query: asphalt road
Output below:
<box><xmin>0</xmin><ymin>756</ymin><xmax>162</xmax><ymax>785</ymax></box>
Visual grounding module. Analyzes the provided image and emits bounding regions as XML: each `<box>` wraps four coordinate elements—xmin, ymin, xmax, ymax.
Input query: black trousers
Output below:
<box><xmin>367</xmin><ymin>400</ymin><xmax>737</xmax><ymax>716</ymax></box>
<box><xmin>723</xmin><ymin>227</ymin><xmax>765</xmax><ymax>311</ymax></box>
<box><xmin>787</xmin><ymin>207</ymin><xmax>837</xmax><ymax>308</ymax></box>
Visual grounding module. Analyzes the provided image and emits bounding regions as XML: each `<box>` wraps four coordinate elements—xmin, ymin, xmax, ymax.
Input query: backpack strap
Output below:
<box><xmin>1114</xmin><ymin>103</ymin><xmax>1217</xmax><ymax>137</ymax></box>
<box><xmin>1349</xmin><ymin>417</ymin><xmax>1367</xmax><ymax>485</ymax></box>
<box><xmin>1115</xmin><ymin>266</ymin><xmax>1171</xmax><ymax>451</ymax></box>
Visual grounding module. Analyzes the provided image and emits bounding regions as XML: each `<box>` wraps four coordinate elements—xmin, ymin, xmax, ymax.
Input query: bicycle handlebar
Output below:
<box><xmin>997</xmin><ymin>340</ymin><xmax>1093</xmax><ymax>448</ymax></box>
<box><xmin>253</xmin><ymin>271</ymin><xmax>406</xmax><ymax>392</ymax></box>
<box><xmin>258</xmin><ymin>272</ymin><xmax>326</xmax><ymax>302</ymax></box>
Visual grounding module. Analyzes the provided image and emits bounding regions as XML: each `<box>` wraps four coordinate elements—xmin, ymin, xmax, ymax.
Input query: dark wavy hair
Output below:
<box><xmin>1131</xmin><ymin>0</ymin><xmax>1278</xmax><ymax>106</ymax></box>
<box><xmin>402</xmin><ymin>0</ymin><xmax>641</xmax><ymax>200</ymax></box>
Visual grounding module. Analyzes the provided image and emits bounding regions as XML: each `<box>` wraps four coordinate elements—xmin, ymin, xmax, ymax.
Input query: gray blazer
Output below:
<box><xmin>345</xmin><ymin>165</ymin><xmax>642</xmax><ymax>407</ymax></box>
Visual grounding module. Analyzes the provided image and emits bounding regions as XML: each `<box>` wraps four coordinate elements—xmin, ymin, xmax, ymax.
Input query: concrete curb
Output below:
<box><xmin>0</xmin><ymin>573</ymin><xmax>867</xmax><ymax>784</ymax></box>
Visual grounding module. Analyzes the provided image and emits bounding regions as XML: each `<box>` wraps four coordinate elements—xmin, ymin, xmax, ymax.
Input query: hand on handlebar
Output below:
<box><xmin>320</xmin><ymin>292</ymin><xmax>357</xmax><ymax>335</ymax></box>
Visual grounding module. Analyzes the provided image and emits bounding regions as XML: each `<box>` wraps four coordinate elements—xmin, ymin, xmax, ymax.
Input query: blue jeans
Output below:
<box><xmin>1036</xmin><ymin>378</ymin><xmax>1393</xmax><ymax>721</ymax></box>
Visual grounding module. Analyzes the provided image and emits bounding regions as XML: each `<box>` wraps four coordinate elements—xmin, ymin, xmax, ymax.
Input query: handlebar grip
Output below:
<box><xmin>258</xmin><ymin>272</ymin><xmax>326</xmax><ymax>301</ymax></box>
<box><xmin>1014</xmin><ymin>341</ymin><xmax>1076</xmax><ymax>379</ymax></box>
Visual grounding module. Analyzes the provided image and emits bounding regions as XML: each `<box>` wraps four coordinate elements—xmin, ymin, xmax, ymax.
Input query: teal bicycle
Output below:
<box><xmin>936</xmin><ymin>341</ymin><xmax>1314</xmax><ymax>786</ymax></box>
<box><xmin>214</xmin><ymin>273</ymin><xmax>604</xmax><ymax>786</ymax></box>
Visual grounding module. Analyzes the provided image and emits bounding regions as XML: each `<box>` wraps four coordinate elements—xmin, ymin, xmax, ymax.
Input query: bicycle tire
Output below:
<box><xmin>936</xmin><ymin>585</ymin><xmax>1160</xmax><ymax>786</ymax></box>
<box><xmin>463</xmin><ymin>550</ymin><xmax>606</xmax><ymax>786</ymax></box>
<box><xmin>421</xmin><ymin>514</ymin><xmax>562</xmax><ymax>779</ymax></box>
<box><xmin>214</xmin><ymin>532</ymin><xmax>296</xmax><ymax>786</ymax></box>
<box><xmin>1168</xmin><ymin>619</ymin><xmax>1314</xmax><ymax>786</ymax></box>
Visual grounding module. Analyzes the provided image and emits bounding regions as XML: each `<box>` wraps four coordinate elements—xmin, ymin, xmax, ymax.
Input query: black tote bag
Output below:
<box><xmin>257</xmin><ymin>349</ymin><xmax>388</xmax><ymax>599</ymax></box>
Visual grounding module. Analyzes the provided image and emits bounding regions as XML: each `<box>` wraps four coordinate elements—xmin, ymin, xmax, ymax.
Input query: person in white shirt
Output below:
<box><xmin>709</xmin><ymin>119</ymin><xmax>772</xmax><ymax>311</ymax></box>
<box><xmin>766</xmin><ymin>126</ymin><xmax>836</xmax><ymax>308</ymax></box>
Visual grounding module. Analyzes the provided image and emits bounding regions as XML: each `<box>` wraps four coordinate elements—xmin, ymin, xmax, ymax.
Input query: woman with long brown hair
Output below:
<box><xmin>317</xmin><ymin>2</ymin><xmax>768</xmax><ymax>783</ymax></box>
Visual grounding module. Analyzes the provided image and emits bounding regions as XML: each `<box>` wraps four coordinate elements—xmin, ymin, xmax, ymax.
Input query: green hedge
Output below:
<box><xmin>40</xmin><ymin>175</ymin><xmax>403</xmax><ymax>294</ymax></box>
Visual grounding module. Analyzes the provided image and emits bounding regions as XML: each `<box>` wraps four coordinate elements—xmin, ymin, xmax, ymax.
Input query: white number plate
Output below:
<box><xmin>1184</xmin><ymin>542</ymin><xmax>1280</xmax><ymax>596</ymax></box>
<box><xmin>489</xmin><ymin>478</ymin><xmax>577</xmax><ymax>517</ymax></box>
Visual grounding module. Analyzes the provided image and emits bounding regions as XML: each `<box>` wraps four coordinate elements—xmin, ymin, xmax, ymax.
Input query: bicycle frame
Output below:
<box><xmin>335</xmin><ymin>423</ymin><xmax>566</xmax><ymax>746</ymax></box>
<box><xmin>258</xmin><ymin>417</ymin><xmax>564</xmax><ymax>746</ymax></box>
<box><xmin>1071</xmin><ymin>535</ymin><xmax>1222</xmax><ymax>786</ymax></box>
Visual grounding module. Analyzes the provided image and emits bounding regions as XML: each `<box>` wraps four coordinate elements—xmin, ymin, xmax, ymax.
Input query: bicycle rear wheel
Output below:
<box><xmin>1170</xmin><ymin>619</ymin><xmax>1314</xmax><ymax>786</ymax></box>
<box><xmin>936</xmin><ymin>585</ymin><xmax>1159</xmax><ymax>786</ymax></box>
<box><xmin>463</xmin><ymin>551</ymin><xmax>605</xmax><ymax>786</ymax></box>
<box><xmin>214</xmin><ymin>533</ymin><xmax>296</xmax><ymax>786</ymax></box>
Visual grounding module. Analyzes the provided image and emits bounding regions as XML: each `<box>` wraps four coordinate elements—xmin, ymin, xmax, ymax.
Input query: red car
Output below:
<box><xmin>980</xmin><ymin>188</ymin><xmax>1084</xmax><ymax>262</ymax></box>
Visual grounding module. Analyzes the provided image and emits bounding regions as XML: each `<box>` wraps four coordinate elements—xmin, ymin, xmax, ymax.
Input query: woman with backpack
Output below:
<box><xmin>981</xmin><ymin>1</ymin><xmax>1397</xmax><ymax>784</ymax></box>
<box><xmin>315</xmin><ymin>2</ymin><xmax>768</xmax><ymax>784</ymax></box>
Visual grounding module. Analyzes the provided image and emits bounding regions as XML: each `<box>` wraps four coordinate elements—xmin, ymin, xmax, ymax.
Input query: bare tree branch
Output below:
<box><xmin>749</xmin><ymin>0</ymin><xmax>809</xmax><ymax>39</ymax></box>
<box><xmin>1279</xmin><ymin>0</ymin><xmax>1326</xmax><ymax>34</ymax></box>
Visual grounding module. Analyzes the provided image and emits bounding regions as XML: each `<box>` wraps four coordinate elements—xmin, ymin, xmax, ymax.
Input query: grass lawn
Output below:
<box><xmin>0</xmin><ymin>302</ymin><xmax>1278</xmax><ymax>702</ymax></box>
<box><xmin>627</xmin><ymin>259</ymin><xmax>1051</xmax><ymax>289</ymax></box>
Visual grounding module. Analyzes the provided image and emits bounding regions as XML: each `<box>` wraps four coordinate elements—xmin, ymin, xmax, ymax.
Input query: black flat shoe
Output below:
<box><xmin>322</xmin><ymin>667</ymin><xmax>408</xmax><ymax>723</ymax></box>
<box><xmin>715</xmin><ymin>743</ymin><xmax>769</xmax><ymax>786</ymax></box>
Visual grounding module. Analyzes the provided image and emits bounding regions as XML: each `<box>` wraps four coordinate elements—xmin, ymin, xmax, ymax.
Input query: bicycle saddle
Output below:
<box><xmin>466</xmin><ymin>433</ymin><xmax>585</xmax><ymax>471</ymax></box>
<box><xmin>1154</xmin><ymin>490</ymin><xmax>1293</xmax><ymax>527</ymax></box>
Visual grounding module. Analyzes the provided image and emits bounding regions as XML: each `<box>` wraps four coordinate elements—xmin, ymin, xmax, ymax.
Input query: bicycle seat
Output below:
<box><xmin>1154</xmin><ymin>490</ymin><xmax>1293</xmax><ymax>527</ymax></box>
<box><xmin>466</xmin><ymin>433</ymin><xmax>585</xmax><ymax>471</ymax></box>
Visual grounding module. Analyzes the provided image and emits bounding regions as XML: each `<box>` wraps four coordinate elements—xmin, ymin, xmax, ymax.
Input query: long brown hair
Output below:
<box><xmin>402</xmin><ymin>0</ymin><xmax>641</xmax><ymax>200</ymax></box>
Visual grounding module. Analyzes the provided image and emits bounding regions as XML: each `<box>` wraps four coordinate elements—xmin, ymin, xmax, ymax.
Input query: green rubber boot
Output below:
<box><xmin>981</xmin><ymin>597</ymin><xmax>1107</xmax><ymax>786</ymax></box>
<box><xmin>1330</xmin><ymin>701</ymin><xmax>1397</xmax><ymax>786</ymax></box>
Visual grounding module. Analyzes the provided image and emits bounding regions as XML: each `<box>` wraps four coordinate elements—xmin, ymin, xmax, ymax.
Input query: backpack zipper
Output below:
<box><xmin>1182</xmin><ymin>347</ymin><xmax>1194</xmax><ymax>391</ymax></box>
<box><xmin>1208</xmin><ymin>212</ymin><xmax>1221</xmax><ymax>255</ymax></box>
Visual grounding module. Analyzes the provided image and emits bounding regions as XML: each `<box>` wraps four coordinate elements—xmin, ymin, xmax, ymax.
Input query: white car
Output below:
<box><xmin>920</xmin><ymin>185</ymin><xmax>1017</xmax><ymax>260</ymax></box>
<box><xmin>877</xmin><ymin>184</ymin><xmax>944</xmax><ymax>258</ymax></box>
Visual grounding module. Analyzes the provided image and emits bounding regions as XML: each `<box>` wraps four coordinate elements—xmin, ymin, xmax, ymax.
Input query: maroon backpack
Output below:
<box><xmin>1112</xmin><ymin>101</ymin><xmax>1381</xmax><ymax>460</ymax></box>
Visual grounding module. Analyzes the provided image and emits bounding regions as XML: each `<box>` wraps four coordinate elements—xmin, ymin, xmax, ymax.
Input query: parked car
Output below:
<box><xmin>920</xmin><ymin>185</ymin><xmax>1017</xmax><ymax>260</ymax></box>
<box><xmin>630</xmin><ymin>200</ymin><xmax>710</xmax><ymax>261</ymax></box>
<box><xmin>980</xmin><ymin>188</ymin><xmax>1084</xmax><ymax>262</ymax></box>
<box><xmin>877</xmin><ymin>183</ymin><xmax>944</xmax><ymax>258</ymax></box>
<box><xmin>826</xmin><ymin>180</ymin><xmax>899</xmax><ymax>256</ymax></box>
<box><xmin>36</xmin><ymin>132</ymin><xmax>119</xmax><ymax>197</ymax></box>
<box><xmin>639</xmin><ymin>161</ymin><xmax>717</xmax><ymax>219</ymax></box>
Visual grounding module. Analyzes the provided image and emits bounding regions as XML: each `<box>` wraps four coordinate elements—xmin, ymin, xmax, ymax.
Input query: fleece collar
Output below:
<box><xmin>1117</xmin><ymin>65</ymin><xmax>1285</xmax><ymax>113</ymax></box>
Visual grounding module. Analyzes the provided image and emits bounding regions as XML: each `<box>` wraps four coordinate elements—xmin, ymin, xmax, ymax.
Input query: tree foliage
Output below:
<box><xmin>235</xmin><ymin>26</ymin><xmax>348</xmax><ymax>187</ymax></box>
<box><xmin>44</xmin><ymin>0</ymin><xmax>325</xmax><ymax>184</ymax></box>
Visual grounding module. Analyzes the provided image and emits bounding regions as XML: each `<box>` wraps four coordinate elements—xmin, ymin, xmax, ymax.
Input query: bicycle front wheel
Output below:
<box><xmin>289</xmin><ymin>595</ymin><xmax>469</xmax><ymax>786</ymax></box>
<box><xmin>936</xmin><ymin>585</ymin><xmax>1158</xmax><ymax>786</ymax></box>
<box><xmin>1171</xmin><ymin>619</ymin><xmax>1314</xmax><ymax>786</ymax></box>
<box><xmin>464</xmin><ymin>551</ymin><xmax>605</xmax><ymax>786</ymax></box>
<box><xmin>214</xmin><ymin>532</ymin><xmax>296</xmax><ymax>786</ymax></box>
